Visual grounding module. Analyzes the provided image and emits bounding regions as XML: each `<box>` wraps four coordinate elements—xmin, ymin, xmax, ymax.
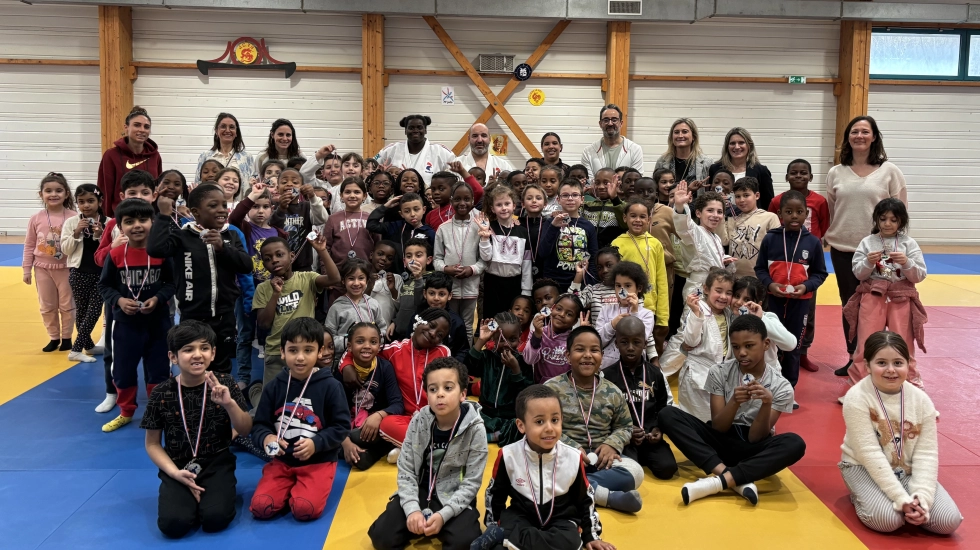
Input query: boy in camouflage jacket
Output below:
<box><xmin>544</xmin><ymin>326</ymin><xmax>646</xmax><ymax>514</ymax></box>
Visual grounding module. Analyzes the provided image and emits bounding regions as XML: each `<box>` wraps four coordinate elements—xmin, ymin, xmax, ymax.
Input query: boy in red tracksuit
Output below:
<box><xmin>98</xmin><ymin>199</ymin><xmax>176</xmax><ymax>433</ymax></box>
<box><xmin>755</xmin><ymin>190</ymin><xmax>827</xmax><ymax>389</ymax></box>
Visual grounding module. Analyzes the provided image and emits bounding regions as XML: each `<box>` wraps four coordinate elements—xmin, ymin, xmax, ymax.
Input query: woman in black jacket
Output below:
<box><xmin>707</xmin><ymin>127</ymin><xmax>774</xmax><ymax>211</ymax></box>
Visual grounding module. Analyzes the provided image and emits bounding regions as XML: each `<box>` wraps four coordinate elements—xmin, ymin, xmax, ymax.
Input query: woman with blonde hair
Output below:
<box><xmin>707</xmin><ymin>127</ymin><xmax>775</xmax><ymax>210</ymax></box>
<box><xmin>655</xmin><ymin>118</ymin><xmax>713</xmax><ymax>192</ymax></box>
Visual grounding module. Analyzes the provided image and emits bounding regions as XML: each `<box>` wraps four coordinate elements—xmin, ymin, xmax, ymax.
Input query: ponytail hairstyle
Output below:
<box><xmin>73</xmin><ymin>183</ymin><xmax>104</xmax><ymax>217</ymax></box>
<box><xmin>38</xmin><ymin>172</ymin><xmax>75</xmax><ymax>210</ymax></box>
<box><xmin>125</xmin><ymin>105</ymin><xmax>150</xmax><ymax>125</ymax></box>
<box><xmin>400</xmin><ymin>114</ymin><xmax>432</xmax><ymax>128</ymax></box>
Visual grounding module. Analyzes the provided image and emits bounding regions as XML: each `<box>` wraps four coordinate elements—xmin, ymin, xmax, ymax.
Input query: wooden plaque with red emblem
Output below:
<box><xmin>197</xmin><ymin>37</ymin><xmax>296</xmax><ymax>77</ymax></box>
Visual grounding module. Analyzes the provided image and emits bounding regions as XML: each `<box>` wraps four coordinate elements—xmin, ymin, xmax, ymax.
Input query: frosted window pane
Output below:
<box><xmin>969</xmin><ymin>36</ymin><xmax>980</xmax><ymax>76</ymax></box>
<box><xmin>870</xmin><ymin>33</ymin><xmax>959</xmax><ymax>76</ymax></box>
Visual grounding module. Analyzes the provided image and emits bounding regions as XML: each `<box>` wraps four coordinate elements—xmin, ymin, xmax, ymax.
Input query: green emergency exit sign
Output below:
<box><xmin>788</xmin><ymin>76</ymin><xmax>806</xmax><ymax>84</ymax></box>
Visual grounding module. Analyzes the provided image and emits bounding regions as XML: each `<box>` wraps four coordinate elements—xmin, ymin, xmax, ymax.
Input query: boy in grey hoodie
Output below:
<box><xmin>368</xmin><ymin>357</ymin><xmax>488</xmax><ymax>550</ymax></box>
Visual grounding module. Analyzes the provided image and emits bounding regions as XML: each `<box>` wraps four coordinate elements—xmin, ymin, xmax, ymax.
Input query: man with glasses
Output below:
<box><xmin>454</xmin><ymin>122</ymin><xmax>514</xmax><ymax>181</ymax></box>
<box><xmin>581</xmin><ymin>104</ymin><xmax>644</xmax><ymax>180</ymax></box>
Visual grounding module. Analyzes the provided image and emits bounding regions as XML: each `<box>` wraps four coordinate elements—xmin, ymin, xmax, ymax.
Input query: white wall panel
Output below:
<box><xmin>384</xmin><ymin>16</ymin><xmax>606</xmax><ymax>166</ymax></box>
<box><xmin>133</xmin><ymin>7</ymin><xmax>361</xmax><ymax>66</ymax></box>
<box><xmin>631</xmin><ymin>19</ymin><xmax>839</xmax><ymax>78</ymax></box>
<box><xmin>629</xmin><ymin>82</ymin><xmax>837</xmax><ymax>195</ymax></box>
<box><xmin>0</xmin><ymin>66</ymin><xmax>102</xmax><ymax>233</ymax></box>
<box><xmin>870</xmin><ymin>86</ymin><xmax>980</xmax><ymax>244</ymax></box>
<box><xmin>386</xmin><ymin>16</ymin><xmax>606</xmax><ymax>74</ymax></box>
<box><xmin>133</xmin><ymin>69</ymin><xmax>362</xmax><ymax>178</ymax></box>
<box><xmin>0</xmin><ymin>0</ymin><xmax>99</xmax><ymax>59</ymax></box>
<box><xmin>0</xmin><ymin>0</ymin><xmax>100</xmax><ymax>232</ymax></box>
<box><xmin>132</xmin><ymin>7</ymin><xmax>363</xmax><ymax>178</ymax></box>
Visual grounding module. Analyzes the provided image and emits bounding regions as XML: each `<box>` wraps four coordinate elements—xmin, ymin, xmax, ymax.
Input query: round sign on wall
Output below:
<box><xmin>514</xmin><ymin>63</ymin><xmax>532</xmax><ymax>81</ymax></box>
<box><xmin>529</xmin><ymin>88</ymin><xmax>545</xmax><ymax>106</ymax></box>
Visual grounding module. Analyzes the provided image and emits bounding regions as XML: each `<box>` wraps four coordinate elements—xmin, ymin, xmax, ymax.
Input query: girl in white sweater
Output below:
<box><xmin>840</xmin><ymin>331</ymin><xmax>962</xmax><ymax>535</ymax></box>
<box><xmin>660</xmin><ymin>267</ymin><xmax>735</xmax><ymax>422</ymax></box>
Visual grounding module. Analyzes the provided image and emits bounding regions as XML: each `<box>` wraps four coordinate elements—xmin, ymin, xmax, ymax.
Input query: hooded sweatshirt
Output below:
<box><xmin>98</xmin><ymin>137</ymin><xmax>163</xmax><ymax>216</ymax></box>
<box><xmin>99</xmin><ymin>245</ymin><xmax>176</xmax><ymax>324</ymax></box>
<box><xmin>522</xmin><ymin>323</ymin><xmax>574</xmax><ymax>383</ymax></box>
<box><xmin>395</xmin><ymin>402</ymin><xmax>488</xmax><ymax>523</ymax></box>
<box><xmin>754</xmin><ymin>226</ymin><xmax>827</xmax><ymax>300</ymax></box>
<box><xmin>146</xmin><ymin>216</ymin><xmax>253</xmax><ymax>319</ymax></box>
<box><xmin>251</xmin><ymin>367</ymin><xmax>351</xmax><ymax>467</ymax></box>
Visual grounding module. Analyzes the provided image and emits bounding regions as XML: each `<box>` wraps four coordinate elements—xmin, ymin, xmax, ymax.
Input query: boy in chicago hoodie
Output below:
<box><xmin>148</xmin><ymin>183</ymin><xmax>253</xmax><ymax>374</ymax></box>
<box><xmin>754</xmin><ymin>190</ymin><xmax>827</xmax><ymax>388</ymax></box>
<box><xmin>97</xmin><ymin>106</ymin><xmax>163</xmax><ymax>216</ymax></box>
<box><xmin>250</xmin><ymin>317</ymin><xmax>350</xmax><ymax>521</ymax></box>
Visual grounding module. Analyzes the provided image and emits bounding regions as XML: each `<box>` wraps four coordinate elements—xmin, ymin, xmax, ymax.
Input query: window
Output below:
<box><xmin>871</xmin><ymin>28</ymin><xmax>980</xmax><ymax>80</ymax></box>
<box><xmin>969</xmin><ymin>35</ymin><xmax>980</xmax><ymax>77</ymax></box>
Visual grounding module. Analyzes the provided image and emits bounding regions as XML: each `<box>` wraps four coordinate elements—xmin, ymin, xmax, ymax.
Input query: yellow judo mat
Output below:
<box><xmin>5</xmin><ymin>263</ymin><xmax>976</xmax><ymax>549</ymax></box>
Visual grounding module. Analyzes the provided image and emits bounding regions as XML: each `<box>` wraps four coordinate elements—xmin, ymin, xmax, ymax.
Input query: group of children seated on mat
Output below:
<box><xmin>24</xmin><ymin>154</ymin><xmax>961</xmax><ymax>544</ymax></box>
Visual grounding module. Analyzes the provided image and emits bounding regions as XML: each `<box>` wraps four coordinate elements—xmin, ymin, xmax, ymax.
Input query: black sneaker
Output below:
<box><xmin>470</xmin><ymin>523</ymin><xmax>505</xmax><ymax>550</ymax></box>
<box><xmin>42</xmin><ymin>340</ymin><xmax>59</xmax><ymax>352</ymax></box>
<box><xmin>59</xmin><ymin>338</ymin><xmax>72</xmax><ymax>351</ymax></box>
<box><xmin>834</xmin><ymin>360</ymin><xmax>853</xmax><ymax>377</ymax></box>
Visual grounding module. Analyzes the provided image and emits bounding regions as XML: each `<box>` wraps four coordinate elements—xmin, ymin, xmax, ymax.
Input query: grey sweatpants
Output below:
<box><xmin>839</xmin><ymin>462</ymin><xmax>962</xmax><ymax>535</ymax></box>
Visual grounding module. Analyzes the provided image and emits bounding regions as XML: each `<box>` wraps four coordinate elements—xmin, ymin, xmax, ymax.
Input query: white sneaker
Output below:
<box><xmin>89</xmin><ymin>332</ymin><xmax>106</xmax><ymax>355</ymax></box>
<box><xmin>387</xmin><ymin>448</ymin><xmax>401</xmax><ymax>464</ymax></box>
<box><xmin>252</xmin><ymin>339</ymin><xmax>261</xmax><ymax>350</ymax></box>
<box><xmin>95</xmin><ymin>393</ymin><xmax>117</xmax><ymax>413</ymax></box>
<box><xmin>732</xmin><ymin>482</ymin><xmax>759</xmax><ymax>505</ymax></box>
<box><xmin>258</xmin><ymin>350</ymin><xmax>265</xmax><ymax>359</ymax></box>
<box><xmin>681</xmin><ymin>476</ymin><xmax>723</xmax><ymax>505</ymax></box>
<box><xmin>68</xmin><ymin>351</ymin><xmax>97</xmax><ymax>363</ymax></box>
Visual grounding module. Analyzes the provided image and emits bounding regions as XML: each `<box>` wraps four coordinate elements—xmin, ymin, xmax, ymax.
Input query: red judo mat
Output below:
<box><xmin>781</xmin><ymin>305</ymin><xmax>977</xmax><ymax>549</ymax></box>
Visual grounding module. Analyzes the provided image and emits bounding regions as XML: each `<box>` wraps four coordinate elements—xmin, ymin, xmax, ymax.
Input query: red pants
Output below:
<box><xmin>249</xmin><ymin>459</ymin><xmax>336</xmax><ymax>521</ymax></box>
<box><xmin>848</xmin><ymin>292</ymin><xmax>922</xmax><ymax>388</ymax></box>
<box><xmin>379</xmin><ymin>414</ymin><xmax>412</xmax><ymax>447</ymax></box>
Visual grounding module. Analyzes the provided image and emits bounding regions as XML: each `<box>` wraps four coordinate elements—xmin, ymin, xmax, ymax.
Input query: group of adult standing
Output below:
<box><xmin>95</xmin><ymin>105</ymin><xmax>908</xmax><ymax>373</ymax></box>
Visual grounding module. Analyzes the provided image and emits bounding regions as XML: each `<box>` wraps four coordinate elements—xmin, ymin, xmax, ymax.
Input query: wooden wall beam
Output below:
<box><xmin>605</xmin><ymin>21</ymin><xmax>631</xmax><ymax>134</ymax></box>
<box><xmin>448</xmin><ymin>19</ymin><xmax>570</xmax><ymax>155</ymax></box>
<box><xmin>362</xmin><ymin>14</ymin><xmax>385</xmax><ymax>157</ymax></box>
<box><xmin>835</xmin><ymin>20</ymin><xmax>871</xmax><ymax>162</ymax></box>
<box><xmin>424</xmin><ymin>16</ymin><xmax>540</xmax><ymax>158</ymax></box>
<box><xmin>99</xmin><ymin>6</ymin><xmax>133</xmax><ymax>154</ymax></box>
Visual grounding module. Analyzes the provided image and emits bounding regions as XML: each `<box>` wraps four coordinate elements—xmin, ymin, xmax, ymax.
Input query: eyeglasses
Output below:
<box><xmin>46</xmin><ymin>172</ymin><xmax>64</xmax><ymax>177</ymax></box>
<box><xmin>601</xmin><ymin>118</ymin><xmax>621</xmax><ymax>124</ymax></box>
<box><xmin>559</xmin><ymin>193</ymin><xmax>582</xmax><ymax>200</ymax></box>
